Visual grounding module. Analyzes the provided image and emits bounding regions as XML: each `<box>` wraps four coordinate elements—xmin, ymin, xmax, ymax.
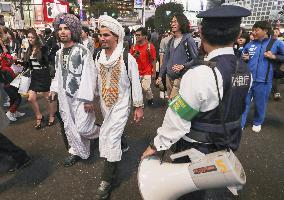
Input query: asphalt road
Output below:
<box><xmin>0</xmin><ymin>85</ymin><xmax>283</xmax><ymax>200</ymax></box>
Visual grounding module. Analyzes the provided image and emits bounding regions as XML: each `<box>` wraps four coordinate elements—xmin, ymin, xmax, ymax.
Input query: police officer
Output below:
<box><xmin>142</xmin><ymin>5</ymin><xmax>251</xmax><ymax>162</ymax></box>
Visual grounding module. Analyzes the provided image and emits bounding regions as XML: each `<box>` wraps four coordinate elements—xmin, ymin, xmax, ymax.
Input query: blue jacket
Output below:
<box><xmin>159</xmin><ymin>33</ymin><xmax>198</xmax><ymax>80</ymax></box>
<box><xmin>243</xmin><ymin>37</ymin><xmax>284</xmax><ymax>83</ymax></box>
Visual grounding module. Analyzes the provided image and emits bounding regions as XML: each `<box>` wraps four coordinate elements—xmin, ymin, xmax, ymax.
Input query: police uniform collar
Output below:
<box><xmin>205</xmin><ymin>47</ymin><xmax>234</xmax><ymax>61</ymax></box>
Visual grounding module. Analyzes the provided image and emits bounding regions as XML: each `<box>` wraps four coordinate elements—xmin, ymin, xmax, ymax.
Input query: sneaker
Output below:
<box><xmin>3</xmin><ymin>101</ymin><xmax>10</xmax><ymax>107</ymax></box>
<box><xmin>8</xmin><ymin>155</ymin><xmax>31</xmax><ymax>173</ymax></box>
<box><xmin>14</xmin><ymin>111</ymin><xmax>26</xmax><ymax>118</ymax></box>
<box><xmin>273</xmin><ymin>93</ymin><xmax>281</xmax><ymax>101</ymax></box>
<box><xmin>6</xmin><ymin>111</ymin><xmax>17</xmax><ymax>121</ymax></box>
<box><xmin>159</xmin><ymin>91</ymin><xmax>165</xmax><ymax>99</ymax></box>
<box><xmin>96</xmin><ymin>181</ymin><xmax>111</xmax><ymax>200</ymax></box>
<box><xmin>165</xmin><ymin>93</ymin><xmax>169</xmax><ymax>99</ymax></box>
<box><xmin>252</xmin><ymin>125</ymin><xmax>261</xmax><ymax>133</ymax></box>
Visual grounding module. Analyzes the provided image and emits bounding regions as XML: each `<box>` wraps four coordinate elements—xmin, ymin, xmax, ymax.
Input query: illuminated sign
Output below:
<box><xmin>43</xmin><ymin>0</ymin><xmax>69</xmax><ymax>22</ymax></box>
<box><xmin>134</xmin><ymin>0</ymin><xmax>144</xmax><ymax>9</ymax></box>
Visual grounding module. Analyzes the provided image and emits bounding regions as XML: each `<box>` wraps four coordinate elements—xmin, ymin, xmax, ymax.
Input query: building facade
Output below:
<box><xmin>226</xmin><ymin>0</ymin><xmax>284</xmax><ymax>28</ymax></box>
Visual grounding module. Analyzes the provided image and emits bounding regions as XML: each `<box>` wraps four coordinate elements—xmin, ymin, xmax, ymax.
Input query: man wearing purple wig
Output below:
<box><xmin>50</xmin><ymin>13</ymin><xmax>100</xmax><ymax>166</ymax></box>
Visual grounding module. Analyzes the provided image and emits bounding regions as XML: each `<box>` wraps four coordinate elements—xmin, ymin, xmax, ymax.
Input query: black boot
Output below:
<box><xmin>96</xmin><ymin>160</ymin><xmax>117</xmax><ymax>199</ymax></box>
<box><xmin>96</xmin><ymin>181</ymin><xmax>111</xmax><ymax>200</ymax></box>
<box><xmin>121</xmin><ymin>135</ymin><xmax>129</xmax><ymax>153</ymax></box>
<box><xmin>63</xmin><ymin>154</ymin><xmax>81</xmax><ymax>167</ymax></box>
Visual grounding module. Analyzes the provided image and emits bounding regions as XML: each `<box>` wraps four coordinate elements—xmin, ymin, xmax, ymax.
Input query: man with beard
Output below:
<box><xmin>94</xmin><ymin>15</ymin><xmax>144</xmax><ymax>199</ymax></box>
<box><xmin>50</xmin><ymin>13</ymin><xmax>99</xmax><ymax>166</ymax></box>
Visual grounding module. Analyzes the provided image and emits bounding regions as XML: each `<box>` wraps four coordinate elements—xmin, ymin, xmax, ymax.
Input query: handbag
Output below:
<box><xmin>18</xmin><ymin>69</ymin><xmax>31</xmax><ymax>94</ymax></box>
<box><xmin>10</xmin><ymin>73</ymin><xmax>22</xmax><ymax>88</ymax></box>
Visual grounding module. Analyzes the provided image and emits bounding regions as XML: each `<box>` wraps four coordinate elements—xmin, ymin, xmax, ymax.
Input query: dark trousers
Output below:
<box><xmin>55</xmin><ymin>103</ymin><xmax>69</xmax><ymax>149</ymax></box>
<box><xmin>4</xmin><ymin>85</ymin><xmax>22</xmax><ymax>113</ymax></box>
<box><xmin>272</xmin><ymin>78</ymin><xmax>280</xmax><ymax>94</ymax></box>
<box><xmin>0</xmin><ymin>132</ymin><xmax>28</xmax><ymax>163</ymax></box>
<box><xmin>102</xmin><ymin>159</ymin><xmax>118</xmax><ymax>183</ymax></box>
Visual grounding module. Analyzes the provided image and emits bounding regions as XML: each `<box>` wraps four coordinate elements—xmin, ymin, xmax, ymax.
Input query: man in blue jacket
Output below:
<box><xmin>241</xmin><ymin>21</ymin><xmax>284</xmax><ymax>132</ymax></box>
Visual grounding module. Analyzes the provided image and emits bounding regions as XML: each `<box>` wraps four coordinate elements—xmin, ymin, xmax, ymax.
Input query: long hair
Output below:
<box><xmin>24</xmin><ymin>28</ymin><xmax>43</xmax><ymax>63</ymax></box>
<box><xmin>171</xmin><ymin>13</ymin><xmax>190</xmax><ymax>34</ymax></box>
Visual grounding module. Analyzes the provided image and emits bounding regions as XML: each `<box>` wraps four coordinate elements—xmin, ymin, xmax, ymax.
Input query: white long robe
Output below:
<box><xmin>95</xmin><ymin>52</ymin><xmax>143</xmax><ymax>162</ymax></box>
<box><xmin>50</xmin><ymin>44</ymin><xmax>99</xmax><ymax>159</ymax></box>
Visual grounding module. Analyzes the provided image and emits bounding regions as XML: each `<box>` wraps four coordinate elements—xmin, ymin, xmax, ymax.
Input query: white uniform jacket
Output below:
<box><xmin>154</xmin><ymin>47</ymin><xmax>252</xmax><ymax>151</ymax></box>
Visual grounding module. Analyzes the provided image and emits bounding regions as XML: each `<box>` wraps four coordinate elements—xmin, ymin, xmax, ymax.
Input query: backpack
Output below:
<box><xmin>167</xmin><ymin>37</ymin><xmax>191</xmax><ymax>61</ymax></box>
<box><xmin>265</xmin><ymin>38</ymin><xmax>284</xmax><ymax>80</ymax></box>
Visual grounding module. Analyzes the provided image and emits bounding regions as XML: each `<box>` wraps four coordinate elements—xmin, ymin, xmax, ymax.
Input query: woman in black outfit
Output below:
<box><xmin>23</xmin><ymin>28</ymin><xmax>56</xmax><ymax>129</ymax></box>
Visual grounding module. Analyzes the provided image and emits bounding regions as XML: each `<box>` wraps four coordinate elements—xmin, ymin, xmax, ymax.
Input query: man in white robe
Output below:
<box><xmin>50</xmin><ymin>13</ymin><xmax>99</xmax><ymax>167</ymax></box>
<box><xmin>94</xmin><ymin>15</ymin><xmax>144</xmax><ymax>199</ymax></box>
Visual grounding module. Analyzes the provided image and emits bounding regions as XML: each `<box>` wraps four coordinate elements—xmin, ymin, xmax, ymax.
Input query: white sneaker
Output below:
<box><xmin>159</xmin><ymin>91</ymin><xmax>165</xmax><ymax>99</ymax></box>
<box><xmin>165</xmin><ymin>93</ymin><xmax>169</xmax><ymax>99</ymax></box>
<box><xmin>3</xmin><ymin>101</ymin><xmax>10</xmax><ymax>107</ymax></box>
<box><xmin>14</xmin><ymin>111</ymin><xmax>26</xmax><ymax>118</ymax></box>
<box><xmin>252</xmin><ymin>125</ymin><xmax>261</xmax><ymax>133</ymax></box>
<box><xmin>6</xmin><ymin>111</ymin><xmax>17</xmax><ymax>121</ymax></box>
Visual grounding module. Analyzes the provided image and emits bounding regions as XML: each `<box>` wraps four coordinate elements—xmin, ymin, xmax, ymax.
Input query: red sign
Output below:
<box><xmin>34</xmin><ymin>5</ymin><xmax>44</xmax><ymax>21</ymax></box>
<box><xmin>43</xmin><ymin>0</ymin><xmax>69</xmax><ymax>22</ymax></box>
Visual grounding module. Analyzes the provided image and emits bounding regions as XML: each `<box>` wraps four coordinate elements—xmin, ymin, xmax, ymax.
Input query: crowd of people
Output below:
<box><xmin>1</xmin><ymin>4</ymin><xmax>284</xmax><ymax>199</ymax></box>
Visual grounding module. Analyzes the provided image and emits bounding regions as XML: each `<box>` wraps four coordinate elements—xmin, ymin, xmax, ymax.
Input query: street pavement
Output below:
<box><xmin>0</xmin><ymin>85</ymin><xmax>283</xmax><ymax>200</ymax></box>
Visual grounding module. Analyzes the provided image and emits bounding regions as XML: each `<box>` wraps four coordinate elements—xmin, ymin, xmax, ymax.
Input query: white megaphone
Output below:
<box><xmin>138</xmin><ymin>148</ymin><xmax>246</xmax><ymax>200</ymax></box>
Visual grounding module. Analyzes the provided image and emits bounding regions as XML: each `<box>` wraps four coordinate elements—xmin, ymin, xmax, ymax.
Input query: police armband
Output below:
<box><xmin>169</xmin><ymin>94</ymin><xmax>199</xmax><ymax>121</ymax></box>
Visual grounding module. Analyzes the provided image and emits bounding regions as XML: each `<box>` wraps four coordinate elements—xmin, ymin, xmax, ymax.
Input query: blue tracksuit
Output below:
<box><xmin>241</xmin><ymin>37</ymin><xmax>284</xmax><ymax>127</ymax></box>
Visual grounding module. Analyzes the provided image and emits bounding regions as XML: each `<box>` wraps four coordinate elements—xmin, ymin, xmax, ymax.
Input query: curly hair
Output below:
<box><xmin>53</xmin><ymin>13</ymin><xmax>82</xmax><ymax>43</ymax></box>
<box><xmin>171</xmin><ymin>13</ymin><xmax>190</xmax><ymax>34</ymax></box>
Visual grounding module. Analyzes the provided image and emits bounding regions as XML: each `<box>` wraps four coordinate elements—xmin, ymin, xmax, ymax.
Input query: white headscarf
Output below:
<box><xmin>97</xmin><ymin>15</ymin><xmax>125</xmax><ymax>68</ymax></box>
<box><xmin>98</xmin><ymin>15</ymin><xmax>125</xmax><ymax>43</ymax></box>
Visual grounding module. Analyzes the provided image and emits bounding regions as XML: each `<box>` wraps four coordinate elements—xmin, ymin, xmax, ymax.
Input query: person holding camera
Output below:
<box><xmin>130</xmin><ymin>27</ymin><xmax>156</xmax><ymax>105</ymax></box>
